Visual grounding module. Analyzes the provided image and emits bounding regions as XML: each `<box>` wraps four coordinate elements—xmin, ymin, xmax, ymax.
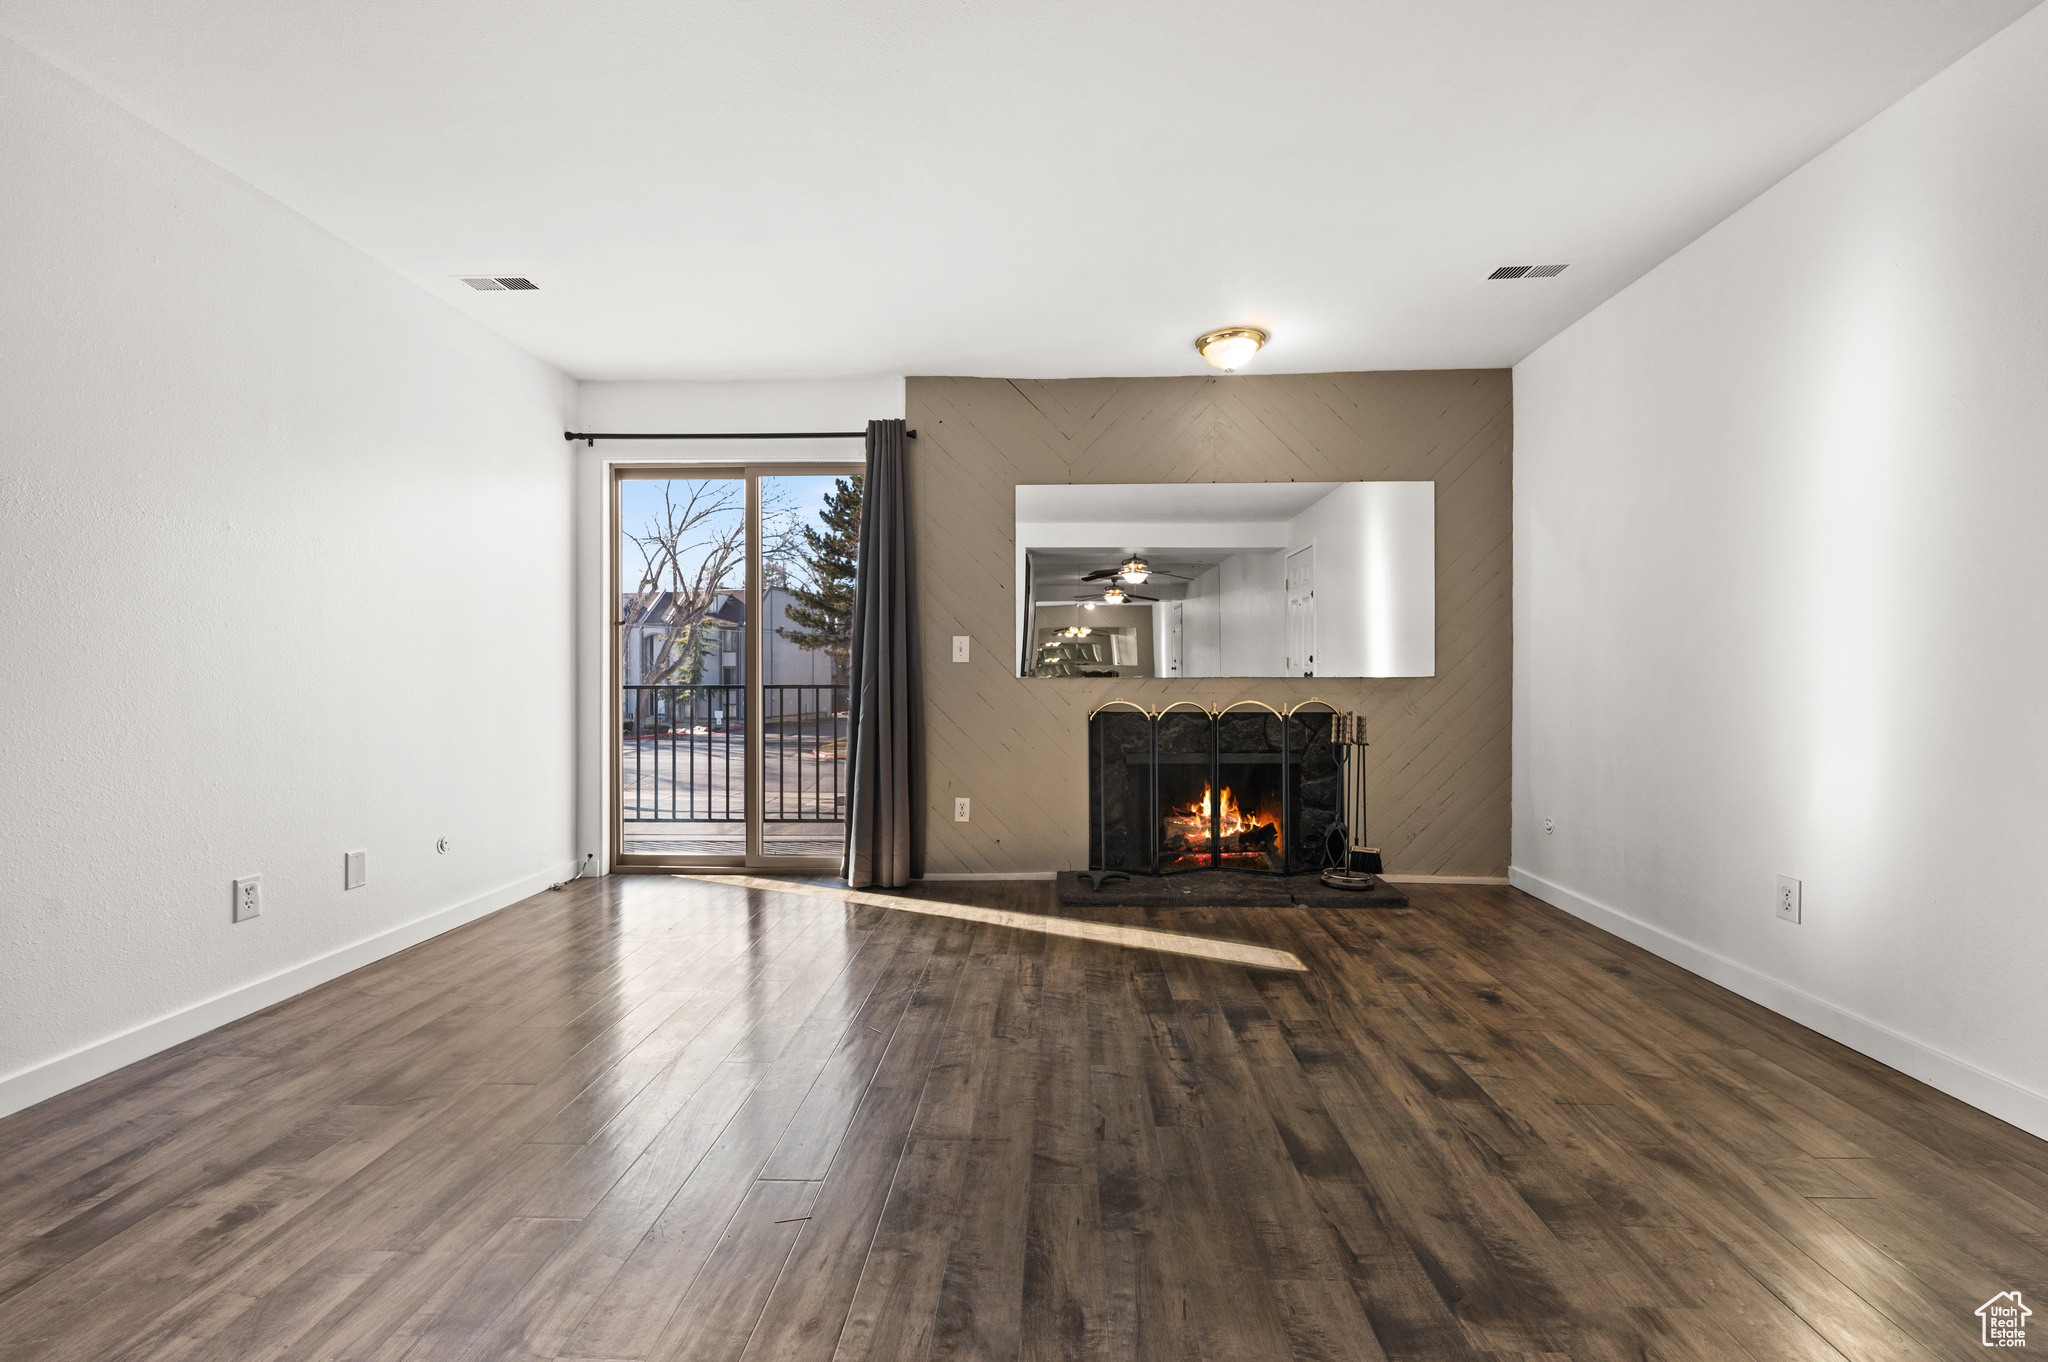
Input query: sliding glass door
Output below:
<box><xmin>614</xmin><ymin>463</ymin><xmax>862</xmax><ymax>869</ymax></box>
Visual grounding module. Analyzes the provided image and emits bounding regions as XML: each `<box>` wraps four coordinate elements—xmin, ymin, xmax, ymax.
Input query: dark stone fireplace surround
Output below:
<box><xmin>1087</xmin><ymin>701</ymin><xmax>1340</xmax><ymax>879</ymax></box>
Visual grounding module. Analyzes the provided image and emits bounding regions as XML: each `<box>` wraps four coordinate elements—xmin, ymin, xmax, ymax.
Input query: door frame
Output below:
<box><xmin>610</xmin><ymin>461</ymin><xmax>862</xmax><ymax>873</ymax></box>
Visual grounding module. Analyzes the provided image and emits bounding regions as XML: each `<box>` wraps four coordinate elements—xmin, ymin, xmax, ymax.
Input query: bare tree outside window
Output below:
<box><xmin>622</xmin><ymin>480</ymin><xmax>799</xmax><ymax>687</ymax></box>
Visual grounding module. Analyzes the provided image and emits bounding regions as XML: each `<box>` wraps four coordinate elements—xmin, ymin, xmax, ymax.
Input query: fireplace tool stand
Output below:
<box><xmin>1320</xmin><ymin>711</ymin><xmax>1386</xmax><ymax>892</ymax></box>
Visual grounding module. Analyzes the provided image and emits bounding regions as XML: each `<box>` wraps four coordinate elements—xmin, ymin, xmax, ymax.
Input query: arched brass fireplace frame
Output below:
<box><xmin>1085</xmin><ymin>698</ymin><xmax>1343</xmax><ymax>878</ymax></box>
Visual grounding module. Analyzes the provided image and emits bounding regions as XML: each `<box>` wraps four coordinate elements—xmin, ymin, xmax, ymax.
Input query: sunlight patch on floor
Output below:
<box><xmin>670</xmin><ymin>873</ymin><xmax>1307</xmax><ymax>972</ymax></box>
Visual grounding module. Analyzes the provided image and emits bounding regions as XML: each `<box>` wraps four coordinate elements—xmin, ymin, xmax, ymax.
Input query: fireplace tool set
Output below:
<box><xmin>1320</xmin><ymin>710</ymin><xmax>1385</xmax><ymax>892</ymax></box>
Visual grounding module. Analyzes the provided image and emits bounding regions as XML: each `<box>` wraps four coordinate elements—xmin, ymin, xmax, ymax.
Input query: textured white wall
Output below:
<box><xmin>1285</xmin><ymin>482</ymin><xmax>1436</xmax><ymax>678</ymax></box>
<box><xmin>1217</xmin><ymin>551</ymin><xmax>1285</xmax><ymax>676</ymax></box>
<box><xmin>1514</xmin><ymin>5</ymin><xmax>2048</xmax><ymax>1137</ymax></box>
<box><xmin>573</xmin><ymin>379</ymin><xmax>906</xmax><ymax>869</ymax></box>
<box><xmin>0</xmin><ymin>40</ymin><xmax>578</xmax><ymax>1116</ymax></box>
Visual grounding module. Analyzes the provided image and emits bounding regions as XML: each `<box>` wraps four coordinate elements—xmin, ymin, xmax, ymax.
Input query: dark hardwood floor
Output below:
<box><xmin>0</xmin><ymin>875</ymin><xmax>2041</xmax><ymax>1361</ymax></box>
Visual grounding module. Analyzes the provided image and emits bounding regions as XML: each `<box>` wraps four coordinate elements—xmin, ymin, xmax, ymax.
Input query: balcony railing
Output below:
<box><xmin>622</xmin><ymin>684</ymin><xmax>848</xmax><ymax>825</ymax></box>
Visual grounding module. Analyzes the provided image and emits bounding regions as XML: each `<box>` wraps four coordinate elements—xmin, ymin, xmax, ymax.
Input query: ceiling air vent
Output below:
<box><xmin>457</xmin><ymin>276</ymin><xmax>539</xmax><ymax>291</ymax></box>
<box><xmin>1489</xmin><ymin>264</ymin><xmax>1569</xmax><ymax>280</ymax></box>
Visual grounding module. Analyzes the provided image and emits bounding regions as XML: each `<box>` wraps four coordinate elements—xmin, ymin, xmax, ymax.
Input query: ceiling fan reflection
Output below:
<box><xmin>1078</xmin><ymin>555</ymin><xmax>1190</xmax><ymax>586</ymax></box>
<box><xmin>1073</xmin><ymin>585</ymin><xmax>1159</xmax><ymax>605</ymax></box>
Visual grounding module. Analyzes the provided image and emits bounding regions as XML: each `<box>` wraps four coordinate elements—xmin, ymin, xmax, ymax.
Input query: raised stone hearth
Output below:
<box><xmin>1055</xmin><ymin>869</ymin><xmax>1409</xmax><ymax>909</ymax></box>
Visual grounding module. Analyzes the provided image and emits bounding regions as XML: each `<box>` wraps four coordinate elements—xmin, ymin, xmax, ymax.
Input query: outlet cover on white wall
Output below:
<box><xmin>232</xmin><ymin>876</ymin><xmax>261</xmax><ymax>922</ymax></box>
<box><xmin>345</xmin><ymin>850</ymin><xmax>367</xmax><ymax>890</ymax></box>
<box><xmin>1776</xmin><ymin>875</ymin><xmax>1801</xmax><ymax>923</ymax></box>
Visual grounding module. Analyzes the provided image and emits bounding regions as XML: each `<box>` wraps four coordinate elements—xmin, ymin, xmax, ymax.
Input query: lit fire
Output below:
<box><xmin>1163</xmin><ymin>784</ymin><xmax>1280</xmax><ymax>865</ymax></box>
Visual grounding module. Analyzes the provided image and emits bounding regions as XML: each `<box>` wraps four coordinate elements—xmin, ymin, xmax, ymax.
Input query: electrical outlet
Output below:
<box><xmin>233</xmin><ymin>876</ymin><xmax>261</xmax><ymax>922</ymax></box>
<box><xmin>1776</xmin><ymin>875</ymin><xmax>1801</xmax><ymax>923</ymax></box>
<box><xmin>954</xmin><ymin>797</ymin><xmax>970</xmax><ymax>822</ymax></box>
<box><xmin>1544</xmin><ymin>818</ymin><xmax>1554</xmax><ymax>835</ymax></box>
<box><xmin>345</xmin><ymin>849</ymin><xmax>367</xmax><ymax>890</ymax></box>
<box><xmin>952</xmin><ymin>635</ymin><xmax>970</xmax><ymax>662</ymax></box>
<box><xmin>436</xmin><ymin>837</ymin><xmax>451</xmax><ymax>855</ymax></box>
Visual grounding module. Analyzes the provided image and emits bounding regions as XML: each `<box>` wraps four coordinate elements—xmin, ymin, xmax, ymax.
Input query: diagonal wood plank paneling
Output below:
<box><xmin>909</xmin><ymin>371</ymin><xmax>1513</xmax><ymax>877</ymax></box>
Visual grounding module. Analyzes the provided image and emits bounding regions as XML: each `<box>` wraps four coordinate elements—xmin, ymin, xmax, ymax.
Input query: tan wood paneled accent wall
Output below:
<box><xmin>909</xmin><ymin>371</ymin><xmax>1511</xmax><ymax>876</ymax></box>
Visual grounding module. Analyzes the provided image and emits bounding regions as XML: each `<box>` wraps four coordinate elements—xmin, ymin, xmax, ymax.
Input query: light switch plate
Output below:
<box><xmin>952</xmin><ymin>635</ymin><xmax>970</xmax><ymax>662</ymax></box>
<box><xmin>1776</xmin><ymin>874</ymin><xmax>1801</xmax><ymax>923</ymax></box>
<box><xmin>233</xmin><ymin>875</ymin><xmax>261</xmax><ymax>922</ymax></box>
<box><xmin>345</xmin><ymin>850</ymin><xmax>367</xmax><ymax>890</ymax></box>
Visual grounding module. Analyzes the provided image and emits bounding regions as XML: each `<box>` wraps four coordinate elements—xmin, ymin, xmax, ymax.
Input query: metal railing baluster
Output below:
<box><xmin>621</xmin><ymin>683</ymin><xmax>843</xmax><ymax>851</ymax></box>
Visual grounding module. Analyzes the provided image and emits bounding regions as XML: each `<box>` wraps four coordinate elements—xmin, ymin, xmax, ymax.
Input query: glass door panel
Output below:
<box><xmin>617</xmin><ymin>472</ymin><xmax>748</xmax><ymax>862</ymax></box>
<box><xmin>613</xmin><ymin>462</ymin><xmax>861</xmax><ymax>869</ymax></box>
<box><xmin>758</xmin><ymin>472</ymin><xmax>860</xmax><ymax>859</ymax></box>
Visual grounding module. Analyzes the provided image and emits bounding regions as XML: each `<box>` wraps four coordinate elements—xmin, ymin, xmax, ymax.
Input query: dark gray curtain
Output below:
<box><xmin>842</xmin><ymin>419</ymin><xmax>923</xmax><ymax>887</ymax></box>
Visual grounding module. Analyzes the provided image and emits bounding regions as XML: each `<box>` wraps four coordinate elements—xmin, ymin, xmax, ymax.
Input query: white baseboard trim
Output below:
<box><xmin>0</xmin><ymin>859</ymin><xmax>579</xmax><ymax>1122</ymax></box>
<box><xmin>917</xmin><ymin>871</ymin><xmax>1058</xmax><ymax>882</ymax></box>
<box><xmin>1508</xmin><ymin>866</ymin><xmax>2048</xmax><ymax>1142</ymax></box>
<box><xmin>1379</xmin><ymin>874</ymin><xmax>1510</xmax><ymax>885</ymax></box>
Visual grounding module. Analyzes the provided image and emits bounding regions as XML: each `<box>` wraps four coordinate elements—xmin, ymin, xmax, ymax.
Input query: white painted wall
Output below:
<box><xmin>574</xmin><ymin>378</ymin><xmax>906</xmax><ymax>868</ymax></box>
<box><xmin>1180</xmin><ymin>564</ymin><xmax>1225</xmax><ymax>679</ymax></box>
<box><xmin>1285</xmin><ymin>481</ymin><xmax>1435</xmax><ymax>678</ymax></box>
<box><xmin>1513</xmin><ymin>4</ymin><xmax>2048</xmax><ymax>1138</ymax></box>
<box><xmin>1218</xmin><ymin>551</ymin><xmax>1286</xmax><ymax>676</ymax></box>
<box><xmin>0</xmin><ymin>40</ymin><xmax>578</xmax><ymax>1117</ymax></box>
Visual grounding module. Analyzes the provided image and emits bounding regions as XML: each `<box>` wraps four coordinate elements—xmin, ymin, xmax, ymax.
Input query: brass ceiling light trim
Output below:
<box><xmin>1196</xmin><ymin>327</ymin><xmax>1268</xmax><ymax>372</ymax></box>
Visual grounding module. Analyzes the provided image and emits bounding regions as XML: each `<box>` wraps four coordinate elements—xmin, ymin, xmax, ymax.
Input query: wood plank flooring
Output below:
<box><xmin>1</xmin><ymin>876</ymin><xmax>2042</xmax><ymax>1360</ymax></box>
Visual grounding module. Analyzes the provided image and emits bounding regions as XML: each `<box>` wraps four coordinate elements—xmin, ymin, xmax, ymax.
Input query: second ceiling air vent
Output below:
<box><xmin>1489</xmin><ymin>264</ymin><xmax>1569</xmax><ymax>280</ymax></box>
<box><xmin>458</xmin><ymin>277</ymin><xmax>540</xmax><ymax>291</ymax></box>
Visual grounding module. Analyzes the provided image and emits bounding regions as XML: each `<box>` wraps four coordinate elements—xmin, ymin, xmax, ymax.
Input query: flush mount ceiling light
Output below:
<box><xmin>1196</xmin><ymin>327</ymin><xmax>1267</xmax><ymax>372</ymax></box>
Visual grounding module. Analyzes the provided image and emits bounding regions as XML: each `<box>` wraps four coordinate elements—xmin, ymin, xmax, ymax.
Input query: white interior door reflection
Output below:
<box><xmin>1285</xmin><ymin>544</ymin><xmax>1315</xmax><ymax>677</ymax></box>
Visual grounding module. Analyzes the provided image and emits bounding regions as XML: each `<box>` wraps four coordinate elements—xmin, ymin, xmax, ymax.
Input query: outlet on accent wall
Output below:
<box><xmin>1776</xmin><ymin>875</ymin><xmax>1801</xmax><ymax>923</ymax></box>
<box><xmin>954</xmin><ymin>797</ymin><xmax>970</xmax><ymax>822</ymax></box>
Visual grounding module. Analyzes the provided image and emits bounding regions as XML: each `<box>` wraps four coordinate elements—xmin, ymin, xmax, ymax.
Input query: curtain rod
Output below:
<box><xmin>563</xmin><ymin>429</ymin><xmax>915</xmax><ymax>445</ymax></box>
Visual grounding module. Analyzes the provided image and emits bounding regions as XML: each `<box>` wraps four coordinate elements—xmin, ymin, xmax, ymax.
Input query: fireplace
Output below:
<box><xmin>1088</xmin><ymin>701</ymin><xmax>1339</xmax><ymax>878</ymax></box>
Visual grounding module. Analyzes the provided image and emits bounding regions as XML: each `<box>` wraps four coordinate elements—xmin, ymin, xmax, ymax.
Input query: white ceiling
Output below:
<box><xmin>3</xmin><ymin>0</ymin><xmax>2035</xmax><ymax>381</ymax></box>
